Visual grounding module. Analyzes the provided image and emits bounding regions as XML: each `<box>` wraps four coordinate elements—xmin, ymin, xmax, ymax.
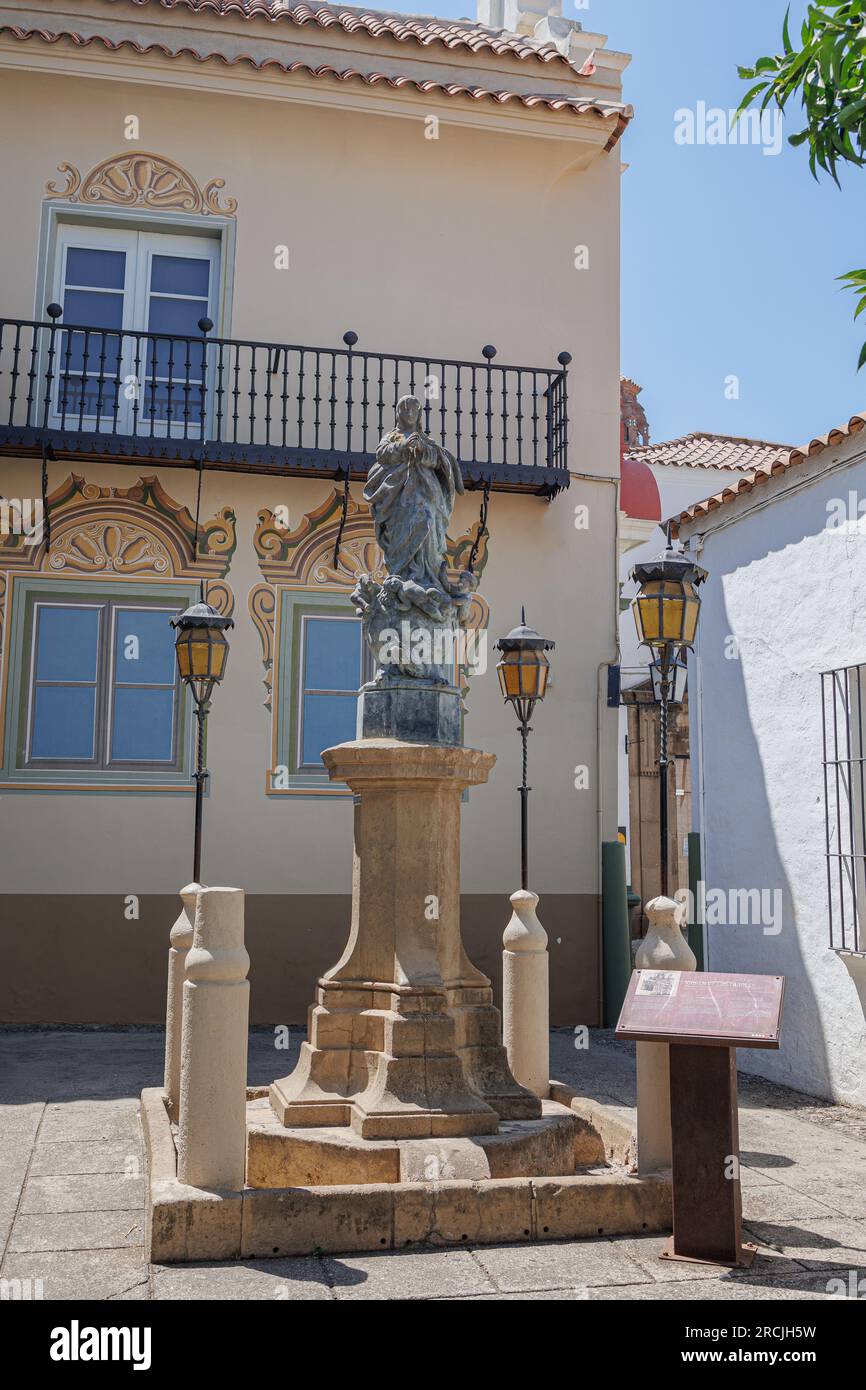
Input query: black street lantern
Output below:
<box><xmin>495</xmin><ymin>609</ymin><xmax>555</xmax><ymax>891</ymax></box>
<box><xmin>630</xmin><ymin>546</ymin><xmax>707</xmax><ymax>897</ymax></box>
<box><xmin>170</xmin><ymin>591</ymin><xmax>234</xmax><ymax>883</ymax></box>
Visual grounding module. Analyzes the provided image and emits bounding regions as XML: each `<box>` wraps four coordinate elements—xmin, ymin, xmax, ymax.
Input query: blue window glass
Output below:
<box><xmin>301</xmin><ymin>693</ymin><xmax>357</xmax><ymax>766</ymax></box>
<box><xmin>297</xmin><ymin>616</ymin><xmax>363</xmax><ymax>769</ymax></box>
<box><xmin>25</xmin><ymin>597</ymin><xmax>183</xmax><ymax>772</ymax></box>
<box><xmin>304</xmin><ymin>619</ymin><xmax>361</xmax><ymax>691</ymax></box>
<box><xmin>30</xmin><ymin>686</ymin><xmax>96</xmax><ymax>760</ymax></box>
<box><xmin>111</xmin><ymin>688</ymin><xmax>175</xmax><ymax>762</ymax></box>
<box><xmin>63</xmin><ymin>289</ymin><xmax>124</xmax><ymax>331</ymax></box>
<box><xmin>150</xmin><ymin>255</ymin><xmax>210</xmax><ymax>297</ymax></box>
<box><xmin>35</xmin><ymin>606</ymin><xmax>99</xmax><ymax>682</ymax></box>
<box><xmin>148</xmin><ymin>294</ymin><xmax>208</xmax><ymax>339</ymax></box>
<box><xmin>114</xmin><ymin>609</ymin><xmax>177</xmax><ymax>685</ymax></box>
<box><xmin>65</xmin><ymin>247</ymin><xmax>126</xmax><ymax>290</ymax></box>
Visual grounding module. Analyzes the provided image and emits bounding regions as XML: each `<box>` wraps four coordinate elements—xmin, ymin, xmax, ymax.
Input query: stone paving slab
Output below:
<box><xmin>0</xmin><ymin>1248</ymin><xmax>149</xmax><ymax>1301</ymax></box>
<box><xmin>28</xmin><ymin>1140</ymin><xmax>143</xmax><ymax>1177</ymax></box>
<box><xmin>323</xmin><ymin>1248</ymin><xmax>497</xmax><ymax>1300</ymax></box>
<box><xmin>8</xmin><ymin>1209</ymin><xmax>144</xmax><ymax>1254</ymax></box>
<box><xmin>608</xmin><ymin>1232</ymin><xmax>805</xmax><ymax>1284</ymax></box>
<box><xmin>153</xmin><ymin>1259</ymin><xmax>332</xmax><ymax>1301</ymax></box>
<box><xmin>744</xmin><ymin>1216</ymin><xmax>866</xmax><ymax>1272</ymax></box>
<box><xmin>37</xmin><ymin>1103</ymin><xmax>141</xmax><ymax>1145</ymax></box>
<box><xmin>470</xmin><ymin>1237</ymin><xmax>649</xmax><ymax>1292</ymax></box>
<box><xmin>21</xmin><ymin>1174</ymin><xmax>144</xmax><ymax>1215</ymax></box>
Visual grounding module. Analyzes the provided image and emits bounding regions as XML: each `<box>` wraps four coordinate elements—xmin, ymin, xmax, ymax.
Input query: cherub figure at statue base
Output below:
<box><xmin>352</xmin><ymin>570</ymin><xmax>476</xmax><ymax>687</ymax></box>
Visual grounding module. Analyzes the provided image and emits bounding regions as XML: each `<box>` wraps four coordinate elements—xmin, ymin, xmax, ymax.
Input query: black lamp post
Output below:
<box><xmin>495</xmin><ymin>610</ymin><xmax>555</xmax><ymax>891</ymax></box>
<box><xmin>630</xmin><ymin>546</ymin><xmax>707</xmax><ymax>897</ymax></box>
<box><xmin>170</xmin><ymin>588</ymin><xmax>234</xmax><ymax>883</ymax></box>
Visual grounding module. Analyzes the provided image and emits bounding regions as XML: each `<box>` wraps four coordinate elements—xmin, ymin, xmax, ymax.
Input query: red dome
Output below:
<box><xmin>621</xmin><ymin>455</ymin><xmax>661</xmax><ymax>521</ymax></box>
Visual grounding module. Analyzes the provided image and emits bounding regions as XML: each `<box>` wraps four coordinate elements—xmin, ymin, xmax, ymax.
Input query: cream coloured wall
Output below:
<box><xmin>0</xmin><ymin>56</ymin><xmax>621</xmax><ymax>906</ymax></box>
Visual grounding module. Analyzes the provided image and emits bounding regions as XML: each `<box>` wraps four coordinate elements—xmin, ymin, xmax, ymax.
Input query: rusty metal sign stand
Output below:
<box><xmin>616</xmin><ymin>969</ymin><xmax>785</xmax><ymax>1270</ymax></box>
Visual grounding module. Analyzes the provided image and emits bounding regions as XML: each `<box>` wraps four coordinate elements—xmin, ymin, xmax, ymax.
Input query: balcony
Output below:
<box><xmin>0</xmin><ymin>317</ymin><xmax>571</xmax><ymax>496</ymax></box>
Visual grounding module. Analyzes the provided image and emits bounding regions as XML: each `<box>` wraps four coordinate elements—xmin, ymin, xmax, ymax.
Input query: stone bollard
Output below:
<box><xmin>502</xmin><ymin>890</ymin><xmax>549</xmax><ymax>1099</ymax></box>
<box><xmin>635</xmin><ymin>892</ymin><xmax>696</xmax><ymax>1175</ymax></box>
<box><xmin>164</xmin><ymin>882</ymin><xmax>202</xmax><ymax>1123</ymax></box>
<box><xmin>177</xmin><ymin>887</ymin><xmax>249</xmax><ymax>1191</ymax></box>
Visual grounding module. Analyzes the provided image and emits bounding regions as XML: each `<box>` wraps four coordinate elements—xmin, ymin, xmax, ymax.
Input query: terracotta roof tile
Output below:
<box><xmin>627</xmin><ymin>432</ymin><xmax>789</xmax><ymax>473</ymax></box>
<box><xmin>671</xmin><ymin>412</ymin><xmax>866</xmax><ymax>535</ymax></box>
<box><xmin>2</xmin><ymin>20</ymin><xmax>631</xmax><ymax>142</ymax></box>
<box><xmin>106</xmin><ymin>0</ymin><xmax>575</xmax><ymax>66</ymax></box>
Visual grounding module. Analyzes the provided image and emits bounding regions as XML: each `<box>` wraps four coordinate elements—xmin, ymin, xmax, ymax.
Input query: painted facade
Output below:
<box><xmin>0</xmin><ymin>0</ymin><xmax>629</xmax><ymax>1025</ymax></box>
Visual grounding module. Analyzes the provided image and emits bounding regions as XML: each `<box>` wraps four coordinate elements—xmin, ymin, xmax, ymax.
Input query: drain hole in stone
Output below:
<box><xmin>272</xmin><ymin>1247</ymin><xmax>279</xmax><ymax>1254</ymax></box>
<box><xmin>597</xmin><ymin>1228</ymin><xmax>603</xmax><ymax>1235</ymax></box>
<box><xmin>523</xmin><ymin>1228</ymin><xmax>530</xmax><ymax>1236</ymax></box>
<box><xmin>542</xmin><ymin>1226</ymin><xmax>549</xmax><ymax>1233</ymax></box>
<box><xmin>380</xmin><ymin>1237</ymin><xmax>387</xmax><ymax>1245</ymax></box>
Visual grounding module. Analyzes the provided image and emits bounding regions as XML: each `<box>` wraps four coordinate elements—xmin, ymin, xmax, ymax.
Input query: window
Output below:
<box><xmin>51</xmin><ymin>225</ymin><xmax>219</xmax><ymax>436</ymax></box>
<box><xmin>25</xmin><ymin>598</ymin><xmax>182</xmax><ymax>769</ymax></box>
<box><xmin>272</xmin><ymin>594</ymin><xmax>372</xmax><ymax>791</ymax></box>
<box><xmin>1</xmin><ymin>579</ymin><xmax>195</xmax><ymax>788</ymax></box>
<box><xmin>821</xmin><ymin>661</ymin><xmax>866</xmax><ymax>953</ymax></box>
<box><xmin>296</xmin><ymin>615</ymin><xmax>367</xmax><ymax>772</ymax></box>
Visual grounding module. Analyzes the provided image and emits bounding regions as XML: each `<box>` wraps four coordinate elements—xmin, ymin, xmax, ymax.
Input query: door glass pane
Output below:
<box><xmin>111</xmin><ymin>688</ymin><xmax>175</xmax><ymax>761</ymax></box>
<box><xmin>114</xmin><ymin>608</ymin><xmax>177</xmax><ymax>686</ymax></box>
<box><xmin>65</xmin><ymin>247</ymin><xmax>126</xmax><ymax>291</ymax></box>
<box><xmin>148</xmin><ymin>295</ymin><xmax>208</xmax><ymax>340</ymax></box>
<box><xmin>304</xmin><ymin>619</ymin><xmax>362</xmax><ymax>692</ymax></box>
<box><xmin>35</xmin><ymin>607</ymin><xmax>100</xmax><ymax>682</ymax></box>
<box><xmin>301</xmin><ymin>692</ymin><xmax>356</xmax><ymax>765</ymax></box>
<box><xmin>63</xmin><ymin>289</ymin><xmax>124</xmax><ymax>330</ymax></box>
<box><xmin>31</xmin><ymin>686</ymin><xmax>96</xmax><ymax>759</ymax></box>
<box><xmin>150</xmin><ymin>255</ymin><xmax>210</xmax><ymax>298</ymax></box>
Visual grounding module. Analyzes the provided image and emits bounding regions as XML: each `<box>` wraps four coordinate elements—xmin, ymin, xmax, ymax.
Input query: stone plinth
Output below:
<box><xmin>271</xmin><ymin>738</ymin><xmax>540</xmax><ymax>1140</ymax></box>
<box><xmin>248</xmin><ymin>1098</ymin><xmax>579</xmax><ymax>1188</ymax></box>
<box><xmin>357</xmin><ymin>682</ymin><xmax>462</xmax><ymax>745</ymax></box>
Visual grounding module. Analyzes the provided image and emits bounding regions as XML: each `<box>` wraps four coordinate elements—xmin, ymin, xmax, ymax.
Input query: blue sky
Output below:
<box><xmin>404</xmin><ymin>0</ymin><xmax>866</xmax><ymax>447</ymax></box>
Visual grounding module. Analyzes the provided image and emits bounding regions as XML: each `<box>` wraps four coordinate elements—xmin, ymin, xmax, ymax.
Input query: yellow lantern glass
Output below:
<box><xmin>496</xmin><ymin>647</ymin><xmax>550</xmax><ymax>703</ymax></box>
<box><xmin>632</xmin><ymin>578</ymin><xmax>701</xmax><ymax>649</ymax></box>
<box><xmin>171</xmin><ymin>599</ymin><xmax>233</xmax><ymax>699</ymax></box>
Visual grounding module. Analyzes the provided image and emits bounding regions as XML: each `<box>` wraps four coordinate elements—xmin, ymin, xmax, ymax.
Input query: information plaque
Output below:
<box><xmin>615</xmin><ymin>969</ymin><xmax>785</xmax><ymax>1049</ymax></box>
<box><xmin>615</xmin><ymin>968</ymin><xmax>786</xmax><ymax>1269</ymax></box>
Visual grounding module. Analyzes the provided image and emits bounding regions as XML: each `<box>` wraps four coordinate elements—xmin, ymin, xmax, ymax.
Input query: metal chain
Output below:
<box><xmin>467</xmin><ymin>477</ymin><xmax>491</xmax><ymax>575</ymax></box>
<box><xmin>333</xmin><ymin>470</ymin><xmax>350</xmax><ymax>570</ymax></box>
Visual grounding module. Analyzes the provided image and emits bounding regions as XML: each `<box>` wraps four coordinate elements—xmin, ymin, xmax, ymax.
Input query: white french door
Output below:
<box><xmin>51</xmin><ymin>226</ymin><xmax>219</xmax><ymax>440</ymax></box>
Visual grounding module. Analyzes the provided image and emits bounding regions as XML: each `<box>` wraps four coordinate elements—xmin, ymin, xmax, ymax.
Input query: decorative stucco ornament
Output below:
<box><xmin>352</xmin><ymin>395</ymin><xmax>475</xmax><ymax>690</ymax></box>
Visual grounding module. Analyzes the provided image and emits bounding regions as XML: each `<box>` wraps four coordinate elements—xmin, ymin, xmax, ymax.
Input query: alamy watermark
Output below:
<box><xmin>674</xmin><ymin>102</ymin><xmax>783</xmax><ymax>157</ymax></box>
<box><xmin>679</xmin><ymin>882</ymin><xmax>783</xmax><ymax>936</ymax></box>
<box><xmin>0</xmin><ymin>497</ymin><xmax>43</xmax><ymax>545</ymax></box>
<box><xmin>376</xmin><ymin>622</ymin><xmax>487</xmax><ymax>676</ymax></box>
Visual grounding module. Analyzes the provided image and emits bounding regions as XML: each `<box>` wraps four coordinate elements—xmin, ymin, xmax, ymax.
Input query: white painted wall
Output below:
<box><xmin>681</xmin><ymin>436</ymin><xmax>866</xmax><ymax>1104</ymax></box>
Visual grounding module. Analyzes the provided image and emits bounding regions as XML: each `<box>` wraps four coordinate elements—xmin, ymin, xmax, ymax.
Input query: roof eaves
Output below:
<box><xmin>670</xmin><ymin>411</ymin><xmax>866</xmax><ymax>536</ymax></box>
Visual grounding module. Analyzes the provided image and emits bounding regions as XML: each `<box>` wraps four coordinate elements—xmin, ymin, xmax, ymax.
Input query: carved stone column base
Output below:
<box><xmin>271</xmin><ymin>739</ymin><xmax>531</xmax><ymax>1141</ymax></box>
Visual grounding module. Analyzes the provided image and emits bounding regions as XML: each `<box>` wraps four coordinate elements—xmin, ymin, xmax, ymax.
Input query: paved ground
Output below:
<box><xmin>1</xmin><ymin>1028</ymin><xmax>864</xmax><ymax>1301</ymax></box>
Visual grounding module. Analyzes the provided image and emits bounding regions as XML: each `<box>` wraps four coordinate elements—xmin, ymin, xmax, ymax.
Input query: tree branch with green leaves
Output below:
<box><xmin>737</xmin><ymin>2</ymin><xmax>866</xmax><ymax>365</ymax></box>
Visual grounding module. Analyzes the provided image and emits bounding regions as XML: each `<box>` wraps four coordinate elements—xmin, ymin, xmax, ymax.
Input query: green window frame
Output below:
<box><xmin>1</xmin><ymin>577</ymin><xmax>197</xmax><ymax>790</ymax></box>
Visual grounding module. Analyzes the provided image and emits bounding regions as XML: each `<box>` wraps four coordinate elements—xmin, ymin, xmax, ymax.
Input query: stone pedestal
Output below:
<box><xmin>164</xmin><ymin>882</ymin><xmax>201</xmax><ymax>1123</ymax></box>
<box><xmin>635</xmin><ymin>893</ymin><xmax>696</xmax><ymax>1175</ymax></box>
<box><xmin>177</xmin><ymin>887</ymin><xmax>249</xmax><ymax>1191</ymax></box>
<box><xmin>503</xmin><ymin>890</ymin><xmax>550</xmax><ymax>1099</ymax></box>
<box><xmin>271</xmin><ymin>738</ymin><xmax>540</xmax><ymax>1139</ymax></box>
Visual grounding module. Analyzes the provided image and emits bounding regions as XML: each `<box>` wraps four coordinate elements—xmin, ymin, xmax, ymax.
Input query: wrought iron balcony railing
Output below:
<box><xmin>0</xmin><ymin>315</ymin><xmax>571</xmax><ymax>496</ymax></box>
